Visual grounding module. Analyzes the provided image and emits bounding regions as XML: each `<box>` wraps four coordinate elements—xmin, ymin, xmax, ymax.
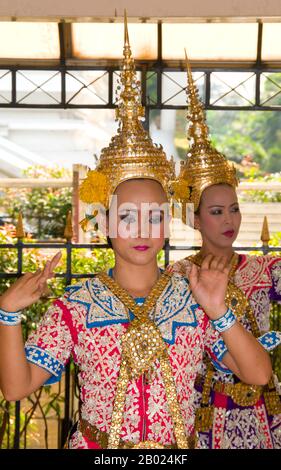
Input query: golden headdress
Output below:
<box><xmin>176</xmin><ymin>51</ymin><xmax>239</xmax><ymax>217</ymax></box>
<box><xmin>79</xmin><ymin>13</ymin><xmax>175</xmax><ymax>229</ymax></box>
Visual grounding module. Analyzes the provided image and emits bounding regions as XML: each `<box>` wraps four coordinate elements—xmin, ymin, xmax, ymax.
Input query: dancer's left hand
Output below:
<box><xmin>189</xmin><ymin>254</ymin><xmax>230</xmax><ymax>320</ymax></box>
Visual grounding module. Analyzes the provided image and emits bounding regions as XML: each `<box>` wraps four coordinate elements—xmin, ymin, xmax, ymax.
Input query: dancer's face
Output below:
<box><xmin>194</xmin><ymin>184</ymin><xmax>241</xmax><ymax>250</ymax></box>
<box><xmin>107</xmin><ymin>179</ymin><xmax>169</xmax><ymax>267</ymax></box>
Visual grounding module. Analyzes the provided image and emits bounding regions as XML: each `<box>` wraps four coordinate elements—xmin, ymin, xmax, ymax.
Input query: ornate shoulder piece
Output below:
<box><xmin>65</xmin><ymin>276</ymin><xmax>128</xmax><ymax>327</ymax></box>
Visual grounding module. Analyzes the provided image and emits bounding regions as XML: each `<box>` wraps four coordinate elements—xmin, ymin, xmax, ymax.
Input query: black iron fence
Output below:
<box><xmin>0</xmin><ymin>237</ymin><xmax>280</xmax><ymax>448</ymax></box>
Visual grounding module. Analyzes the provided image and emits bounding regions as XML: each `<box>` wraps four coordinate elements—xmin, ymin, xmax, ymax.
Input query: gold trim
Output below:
<box><xmin>96</xmin><ymin>270</ymin><xmax>172</xmax><ymax>323</ymax></box>
<box><xmin>97</xmin><ymin>270</ymin><xmax>188</xmax><ymax>449</ymax></box>
<box><xmin>107</xmin><ymin>359</ymin><xmax>130</xmax><ymax>449</ymax></box>
<box><xmin>213</xmin><ymin>381</ymin><xmax>263</xmax><ymax>407</ymax></box>
<box><xmin>159</xmin><ymin>355</ymin><xmax>189</xmax><ymax>448</ymax></box>
<box><xmin>191</xmin><ymin>252</ymin><xmax>280</xmax><ymax>432</ymax></box>
<box><xmin>79</xmin><ymin>418</ymin><xmax>196</xmax><ymax>449</ymax></box>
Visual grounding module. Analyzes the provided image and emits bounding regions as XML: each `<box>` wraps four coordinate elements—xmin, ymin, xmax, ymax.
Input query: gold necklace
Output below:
<box><xmin>111</xmin><ymin>268</ymin><xmax>161</xmax><ymax>304</ymax></box>
<box><xmin>191</xmin><ymin>251</ymin><xmax>239</xmax><ymax>278</ymax></box>
<box><xmin>96</xmin><ymin>270</ymin><xmax>188</xmax><ymax>449</ymax></box>
<box><xmin>97</xmin><ymin>270</ymin><xmax>171</xmax><ymax>323</ymax></box>
<box><xmin>96</xmin><ymin>270</ymin><xmax>172</xmax><ymax>377</ymax></box>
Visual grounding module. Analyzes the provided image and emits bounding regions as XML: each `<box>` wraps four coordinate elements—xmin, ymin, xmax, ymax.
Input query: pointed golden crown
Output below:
<box><xmin>79</xmin><ymin>12</ymin><xmax>175</xmax><ymax>222</ymax></box>
<box><xmin>176</xmin><ymin>51</ymin><xmax>238</xmax><ymax>214</ymax></box>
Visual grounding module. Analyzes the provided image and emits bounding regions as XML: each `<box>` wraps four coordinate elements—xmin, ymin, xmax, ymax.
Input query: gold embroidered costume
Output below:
<box><xmin>77</xmin><ymin>14</ymin><xmax>187</xmax><ymax>449</ymax></box>
<box><xmin>170</xmin><ymin>54</ymin><xmax>281</xmax><ymax>448</ymax></box>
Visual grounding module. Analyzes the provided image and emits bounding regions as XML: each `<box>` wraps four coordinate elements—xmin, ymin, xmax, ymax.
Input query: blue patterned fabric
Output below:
<box><xmin>212</xmin><ymin>337</ymin><xmax>228</xmax><ymax>362</ymax></box>
<box><xmin>65</xmin><ymin>272</ymin><xmax>199</xmax><ymax>345</ymax></box>
<box><xmin>0</xmin><ymin>308</ymin><xmax>22</xmax><ymax>325</ymax></box>
<box><xmin>210</xmin><ymin>338</ymin><xmax>232</xmax><ymax>374</ymax></box>
<box><xmin>65</xmin><ymin>279</ymin><xmax>129</xmax><ymax>327</ymax></box>
<box><xmin>25</xmin><ymin>345</ymin><xmax>65</xmax><ymax>385</ymax></box>
<box><xmin>211</xmin><ymin>308</ymin><xmax>236</xmax><ymax>333</ymax></box>
<box><xmin>211</xmin><ymin>358</ymin><xmax>233</xmax><ymax>375</ymax></box>
<box><xmin>258</xmin><ymin>331</ymin><xmax>281</xmax><ymax>352</ymax></box>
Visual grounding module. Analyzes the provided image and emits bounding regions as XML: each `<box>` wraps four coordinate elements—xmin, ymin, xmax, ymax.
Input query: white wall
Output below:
<box><xmin>0</xmin><ymin>0</ymin><xmax>281</xmax><ymax>20</ymax></box>
<box><xmin>0</xmin><ymin>108</ymin><xmax>117</xmax><ymax>176</ymax></box>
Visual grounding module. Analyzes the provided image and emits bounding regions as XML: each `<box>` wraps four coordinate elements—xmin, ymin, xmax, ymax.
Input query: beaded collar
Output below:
<box><xmin>65</xmin><ymin>270</ymin><xmax>199</xmax><ymax>344</ymax></box>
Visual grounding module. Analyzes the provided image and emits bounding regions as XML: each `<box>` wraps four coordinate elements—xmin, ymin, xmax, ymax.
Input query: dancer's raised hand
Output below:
<box><xmin>0</xmin><ymin>252</ymin><xmax>62</xmax><ymax>312</ymax></box>
<box><xmin>189</xmin><ymin>254</ymin><xmax>230</xmax><ymax>320</ymax></box>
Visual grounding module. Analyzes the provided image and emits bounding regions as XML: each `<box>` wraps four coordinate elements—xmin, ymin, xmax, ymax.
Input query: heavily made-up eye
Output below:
<box><xmin>210</xmin><ymin>208</ymin><xmax>223</xmax><ymax>215</ymax></box>
<box><xmin>149</xmin><ymin>212</ymin><xmax>164</xmax><ymax>224</ymax></box>
<box><xmin>119</xmin><ymin>213</ymin><xmax>137</xmax><ymax>224</ymax></box>
<box><xmin>210</xmin><ymin>205</ymin><xmax>240</xmax><ymax>216</ymax></box>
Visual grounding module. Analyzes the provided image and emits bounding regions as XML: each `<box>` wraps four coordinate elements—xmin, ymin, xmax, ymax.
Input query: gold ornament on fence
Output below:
<box><xmin>15</xmin><ymin>212</ymin><xmax>25</xmax><ymax>239</ymax></box>
<box><xmin>261</xmin><ymin>216</ymin><xmax>270</xmax><ymax>247</ymax></box>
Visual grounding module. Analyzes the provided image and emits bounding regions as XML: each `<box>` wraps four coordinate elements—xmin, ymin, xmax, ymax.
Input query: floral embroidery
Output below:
<box><xmin>249</xmin><ymin>288</ymin><xmax>271</xmax><ymax>332</ymax></box>
<box><xmin>271</xmin><ymin>414</ymin><xmax>281</xmax><ymax>448</ymax></box>
<box><xmin>258</xmin><ymin>331</ymin><xmax>281</xmax><ymax>351</ymax></box>
<box><xmin>221</xmin><ymin>407</ymin><xmax>271</xmax><ymax>449</ymax></box>
<box><xmin>212</xmin><ymin>408</ymin><xmax>226</xmax><ymax>449</ymax></box>
<box><xmin>25</xmin><ymin>303</ymin><xmax>74</xmax><ymax>385</ymax></box>
<box><xmin>271</xmin><ymin>260</ymin><xmax>281</xmax><ymax>297</ymax></box>
<box><xmin>66</xmin><ymin>273</ymin><xmax>199</xmax><ymax>345</ymax></box>
<box><xmin>68</xmin><ymin>430</ymin><xmax>91</xmax><ymax>449</ymax></box>
<box><xmin>234</xmin><ymin>256</ymin><xmax>272</xmax><ymax>297</ymax></box>
<box><xmin>171</xmin><ymin>255</ymin><xmax>281</xmax><ymax>449</ymax></box>
<box><xmin>153</xmin><ymin>273</ymin><xmax>199</xmax><ymax>343</ymax></box>
<box><xmin>25</xmin><ymin>345</ymin><xmax>65</xmax><ymax>384</ymax></box>
<box><xmin>65</xmin><ymin>278</ymin><xmax>129</xmax><ymax>328</ymax></box>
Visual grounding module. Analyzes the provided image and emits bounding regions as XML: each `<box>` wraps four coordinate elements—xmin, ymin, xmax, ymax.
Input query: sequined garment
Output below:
<box><xmin>24</xmin><ymin>271</ymin><xmax>227</xmax><ymax>449</ymax></box>
<box><xmin>171</xmin><ymin>255</ymin><xmax>281</xmax><ymax>449</ymax></box>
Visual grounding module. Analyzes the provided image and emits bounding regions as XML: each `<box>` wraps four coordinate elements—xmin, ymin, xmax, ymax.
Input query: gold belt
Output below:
<box><xmin>79</xmin><ymin>418</ymin><xmax>178</xmax><ymax>449</ymax></box>
<box><xmin>213</xmin><ymin>381</ymin><xmax>263</xmax><ymax>406</ymax></box>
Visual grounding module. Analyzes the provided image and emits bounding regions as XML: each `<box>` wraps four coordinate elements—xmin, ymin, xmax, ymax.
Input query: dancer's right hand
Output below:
<box><xmin>189</xmin><ymin>254</ymin><xmax>230</xmax><ymax>320</ymax></box>
<box><xmin>0</xmin><ymin>252</ymin><xmax>62</xmax><ymax>313</ymax></box>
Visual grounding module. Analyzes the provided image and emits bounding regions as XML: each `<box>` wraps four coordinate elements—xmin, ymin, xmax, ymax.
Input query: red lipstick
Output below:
<box><xmin>133</xmin><ymin>245</ymin><xmax>149</xmax><ymax>251</ymax></box>
<box><xmin>222</xmin><ymin>230</ymin><xmax>235</xmax><ymax>238</ymax></box>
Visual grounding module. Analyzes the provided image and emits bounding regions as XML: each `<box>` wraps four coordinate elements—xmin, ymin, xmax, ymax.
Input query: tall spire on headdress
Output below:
<box><xmin>115</xmin><ymin>10</ymin><xmax>145</xmax><ymax>132</ymax></box>
<box><xmin>185</xmin><ymin>49</ymin><xmax>210</xmax><ymax>149</ymax></box>
<box><xmin>79</xmin><ymin>12</ymin><xmax>175</xmax><ymax>219</ymax></box>
<box><xmin>176</xmin><ymin>50</ymin><xmax>238</xmax><ymax>214</ymax></box>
